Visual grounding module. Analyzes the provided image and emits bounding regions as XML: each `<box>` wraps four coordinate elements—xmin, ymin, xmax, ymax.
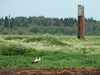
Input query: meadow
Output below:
<box><xmin>0</xmin><ymin>34</ymin><xmax>100</xmax><ymax>68</ymax></box>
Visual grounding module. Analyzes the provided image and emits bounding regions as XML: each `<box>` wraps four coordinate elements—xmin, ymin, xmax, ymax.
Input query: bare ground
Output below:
<box><xmin>0</xmin><ymin>67</ymin><xmax>100</xmax><ymax>75</ymax></box>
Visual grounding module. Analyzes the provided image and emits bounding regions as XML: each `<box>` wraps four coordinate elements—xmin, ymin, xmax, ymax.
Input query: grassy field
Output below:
<box><xmin>0</xmin><ymin>34</ymin><xmax>100</xmax><ymax>68</ymax></box>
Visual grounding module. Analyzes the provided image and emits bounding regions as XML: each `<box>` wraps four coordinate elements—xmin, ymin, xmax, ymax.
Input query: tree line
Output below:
<box><xmin>0</xmin><ymin>16</ymin><xmax>100</xmax><ymax>35</ymax></box>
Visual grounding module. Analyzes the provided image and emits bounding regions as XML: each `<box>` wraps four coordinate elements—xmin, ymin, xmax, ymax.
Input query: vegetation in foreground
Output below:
<box><xmin>0</xmin><ymin>35</ymin><xmax>100</xmax><ymax>68</ymax></box>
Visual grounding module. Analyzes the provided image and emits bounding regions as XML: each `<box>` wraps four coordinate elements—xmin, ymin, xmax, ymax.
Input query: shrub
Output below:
<box><xmin>2</xmin><ymin>29</ymin><xmax>8</xmax><ymax>34</ymax></box>
<box><xmin>18</xmin><ymin>30</ymin><xmax>24</xmax><ymax>35</ymax></box>
<box><xmin>30</xmin><ymin>26</ymin><xmax>39</xmax><ymax>33</ymax></box>
<box><xmin>0</xmin><ymin>42</ymin><xmax>29</xmax><ymax>55</ymax></box>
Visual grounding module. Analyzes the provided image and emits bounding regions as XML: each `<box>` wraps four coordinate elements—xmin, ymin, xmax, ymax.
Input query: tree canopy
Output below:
<box><xmin>0</xmin><ymin>16</ymin><xmax>100</xmax><ymax>35</ymax></box>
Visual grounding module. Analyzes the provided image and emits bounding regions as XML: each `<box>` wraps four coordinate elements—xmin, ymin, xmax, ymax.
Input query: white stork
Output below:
<box><xmin>32</xmin><ymin>57</ymin><xmax>41</xmax><ymax>64</ymax></box>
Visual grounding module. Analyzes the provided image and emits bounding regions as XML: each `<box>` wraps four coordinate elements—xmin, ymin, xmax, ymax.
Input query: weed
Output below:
<box><xmin>24</xmin><ymin>36</ymin><xmax>69</xmax><ymax>46</ymax></box>
<box><xmin>0</xmin><ymin>43</ymin><xmax>29</xmax><ymax>55</ymax></box>
<box><xmin>0</xmin><ymin>35</ymin><xmax>100</xmax><ymax>68</ymax></box>
<box><xmin>5</xmin><ymin>37</ymin><xmax>27</xmax><ymax>40</ymax></box>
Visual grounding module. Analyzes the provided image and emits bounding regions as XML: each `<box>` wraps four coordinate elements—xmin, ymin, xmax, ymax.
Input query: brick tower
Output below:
<box><xmin>78</xmin><ymin>5</ymin><xmax>84</xmax><ymax>38</ymax></box>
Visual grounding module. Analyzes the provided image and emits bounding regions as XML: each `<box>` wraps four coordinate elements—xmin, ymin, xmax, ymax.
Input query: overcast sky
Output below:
<box><xmin>0</xmin><ymin>0</ymin><xmax>100</xmax><ymax>20</ymax></box>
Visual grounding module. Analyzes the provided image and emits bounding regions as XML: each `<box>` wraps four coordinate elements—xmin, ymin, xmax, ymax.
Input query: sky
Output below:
<box><xmin>0</xmin><ymin>0</ymin><xmax>100</xmax><ymax>21</ymax></box>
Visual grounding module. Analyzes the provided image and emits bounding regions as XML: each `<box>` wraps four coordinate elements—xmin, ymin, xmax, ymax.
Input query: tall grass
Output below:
<box><xmin>0</xmin><ymin>35</ymin><xmax>100</xmax><ymax>68</ymax></box>
<box><xmin>24</xmin><ymin>36</ymin><xmax>69</xmax><ymax>46</ymax></box>
<box><xmin>5</xmin><ymin>36</ymin><xmax>27</xmax><ymax>40</ymax></box>
<box><xmin>0</xmin><ymin>36</ymin><xmax>100</xmax><ymax>55</ymax></box>
<box><xmin>0</xmin><ymin>50</ymin><xmax>100</xmax><ymax>68</ymax></box>
<box><xmin>0</xmin><ymin>39</ymin><xmax>30</xmax><ymax>55</ymax></box>
<box><xmin>0</xmin><ymin>43</ymin><xmax>30</xmax><ymax>55</ymax></box>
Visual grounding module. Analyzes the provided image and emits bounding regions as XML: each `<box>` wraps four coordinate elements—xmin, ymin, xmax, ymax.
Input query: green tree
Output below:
<box><xmin>22</xmin><ymin>21</ymin><xmax>28</xmax><ymax>27</ymax></box>
<box><xmin>30</xmin><ymin>26</ymin><xmax>39</xmax><ymax>33</ymax></box>
<box><xmin>4</xmin><ymin>16</ymin><xmax>9</xmax><ymax>27</ymax></box>
<box><xmin>10</xmin><ymin>18</ymin><xmax>15</xmax><ymax>28</ymax></box>
<box><xmin>18</xmin><ymin>30</ymin><xmax>24</xmax><ymax>35</ymax></box>
<box><xmin>1</xmin><ymin>17</ymin><xmax>4</xmax><ymax>22</ymax></box>
<box><xmin>28</xmin><ymin>17</ymin><xmax>32</xmax><ymax>24</ymax></box>
<box><xmin>2</xmin><ymin>28</ymin><xmax>8</xmax><ymax>34</ymax></box>
<box><xmin>0</xmin><ymin>20</ymin><xmax>2</xmax><ymax>25</ymax></box>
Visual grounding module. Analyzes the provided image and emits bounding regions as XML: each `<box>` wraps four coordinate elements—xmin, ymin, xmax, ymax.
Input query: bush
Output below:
<box><xmin>30</xmin><ymin>26</ymin><xmax>39</xmax><ymax>33</ymax></box>
<box><xmin>0</xmin><ymin>42</ymin><xmax>29</xmax><ymax>55</ymax></box>
<box><xmin>2</xmin><ymin>29</ymin><xmax>8</xmax><ymax>34</ymax></box>
<box><xmin>18</xmin><ymin>30</ymin><xmax>24</xmax><ymax>35</ymax></box>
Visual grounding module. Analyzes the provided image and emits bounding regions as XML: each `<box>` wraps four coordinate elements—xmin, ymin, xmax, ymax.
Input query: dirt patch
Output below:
<box><xmin>0</xmin><ymin>67</ymin><xmax>100</xmax><ymax>75</ymax></box>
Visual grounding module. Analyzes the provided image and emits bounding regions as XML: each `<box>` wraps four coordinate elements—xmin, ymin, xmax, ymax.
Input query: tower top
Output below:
<box><xmin>78</xmin><ymin>5</ymin><xmax>84</xmax><ymax>16</ymax></box>
<box><xmin>78</xmin><ymin>5</ymin><xmax>81</xmax><ymax>6</ymax></box>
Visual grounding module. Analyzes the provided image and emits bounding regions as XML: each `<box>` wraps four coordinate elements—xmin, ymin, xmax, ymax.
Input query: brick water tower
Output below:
<box><xmin>78</xmin><ymin>5</ymin><xmax>84</xmax><ymax>38</ymax></box>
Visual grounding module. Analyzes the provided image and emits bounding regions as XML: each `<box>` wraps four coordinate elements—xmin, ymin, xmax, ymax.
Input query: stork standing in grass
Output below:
<box><xmin>32</xmin><ymin>57</ymin><xmax>41</xmax><ymax>64</ymax></box>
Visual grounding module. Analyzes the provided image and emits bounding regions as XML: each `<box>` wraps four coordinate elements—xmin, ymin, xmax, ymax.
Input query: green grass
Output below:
<box><xmin>24</xmin><ymin>36</ymin><xmax>69</xmax><ymax>46</ymax></box>
<box><xmin>5</xmin><ymin>36</ymin><xmax>28</xmax><ymax>40</ymax></box>
<box><xmin>0</xmin><ymin>43</ymin><xmax>30</xmax><ymax>55</ymax></box>
<box><xmin>0</xmin><ymin>50</ymin><xmax>100</xmax><ymax>68</ymax></box>
<box><xmin>0</xmin><ymin>35</ymin><xmax>100</xmax><ymax>68</ymax></box>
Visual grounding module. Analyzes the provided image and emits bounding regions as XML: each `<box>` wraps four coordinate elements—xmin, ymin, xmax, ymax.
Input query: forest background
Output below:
<box><xmin>0</xmin><ymin>16</ymin><xmax>100</xmax><ymax>36</ymax></box>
